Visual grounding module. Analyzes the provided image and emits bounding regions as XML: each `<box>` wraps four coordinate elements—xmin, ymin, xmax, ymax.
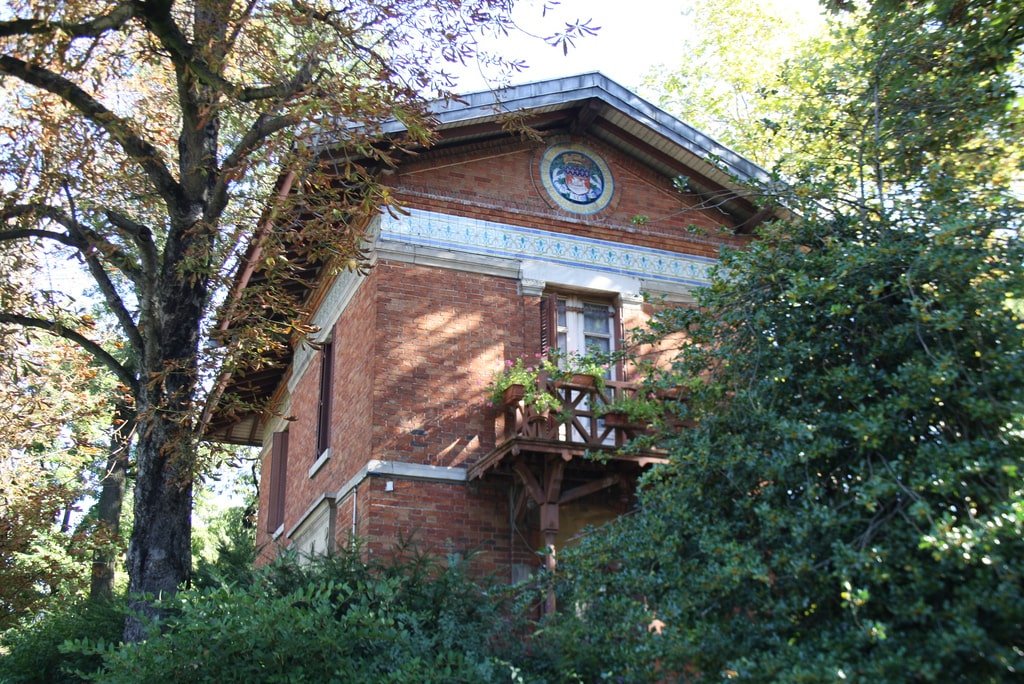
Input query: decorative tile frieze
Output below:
<box><xmin>378</xmin><ymin>208</ymin><xmax>716</xmax><ymax>287</ymax></box>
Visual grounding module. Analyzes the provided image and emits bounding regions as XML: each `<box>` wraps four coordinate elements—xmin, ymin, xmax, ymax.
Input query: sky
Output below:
<box><xmin>450</xmin><ymin>0</ymin><xmax>695</xmax><ymax>93</ymax></box>
<box><xmin>449</xmin><ymin>0</ymin><xmax>824</xmax><ymax>95</ymax></box>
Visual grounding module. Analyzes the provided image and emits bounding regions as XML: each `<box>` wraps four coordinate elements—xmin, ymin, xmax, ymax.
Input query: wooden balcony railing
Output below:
<box><xmin>500</xmin><ymin>373</ymin><xmax>648</xmax><ymax>448</ymax></box>
<box><xmin>469</xmin><ymin>372</ymin><xmax>671</xmax><ymax>481</ymax></box>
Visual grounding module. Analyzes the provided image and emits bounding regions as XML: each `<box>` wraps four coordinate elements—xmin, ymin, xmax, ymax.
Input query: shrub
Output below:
<box><xmin>71</xmin><ymin>546</ymin><xmax>529</xmax><ymax>683</ymax></box>
<box><xmin>0</xmin><ymin>599</ymin><xmax>124</xmax><ymax>683</ymax></box>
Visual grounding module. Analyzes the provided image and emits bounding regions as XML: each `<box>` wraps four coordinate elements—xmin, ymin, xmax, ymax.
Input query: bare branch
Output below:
<box><xmin>0</xmin><ymin>312</ymin><xmax>138</xmax><ymax>394</ymax></box>
<box><xmin>0</xmin><ymin>3</ymin><xmax>136</xmax><ymax>39</ymax></box>
<box><xmin>0</xmin><ymin>56</ymin><xmax>183</xmax><ymax>211</ymax></box>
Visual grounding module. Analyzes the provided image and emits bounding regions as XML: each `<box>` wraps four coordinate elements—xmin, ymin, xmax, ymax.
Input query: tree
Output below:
<box><xmin>0</xmin><ymin>328</ymin><xmax>117</xmax><ymax>629</ymax></box>
<box><xmin>537</xmin><ymin>2</ymin><xmax>1024</xmax><ymax>681</ymax></box>
<box><xmin>641</xmin><ymin>0</ymin><xmax>825</xmax><ymax>166</ymax></box>
<box><xmin>0</xmin><ymin>0</ymin><xmax>588</xmax><ymax>640</ymax></box>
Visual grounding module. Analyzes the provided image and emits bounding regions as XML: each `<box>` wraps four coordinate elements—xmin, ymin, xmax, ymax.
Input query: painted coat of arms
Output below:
<box><xmin>540</xmin><ymin>144</ymin><xmax>614</xmax><ymax>214</ymax></box>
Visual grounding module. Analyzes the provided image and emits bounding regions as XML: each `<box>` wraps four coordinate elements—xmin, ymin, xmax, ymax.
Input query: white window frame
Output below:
<box><xmin>554</xmin><ymin>295</ymin><xmax>617</xmax><ymax>380</ymax></box>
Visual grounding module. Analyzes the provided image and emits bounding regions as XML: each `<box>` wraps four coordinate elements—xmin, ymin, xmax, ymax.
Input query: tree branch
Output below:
<box><xmin>0</xmin><ymin>313</ymin><xmax>138</xmax><ymax>394</ymax></box>
<box><xmin>208</xmin><ymin>112</ymin><xmax>300</xmax><ymax>221</ymax></box>
<box><xmin>238</xmin><ymin>60</ymin><xmax>314</xmax><ymax>102</ymax></box>
<box><xmin>0</xmin><ymin>3</ymin><xmax>136</xmax><ymax>39</ymax></box>
<box><xmin>67</xmin><ymin>226</ymin><xmax>147</xmax><ymax>357</ymax></box>
<box><xmin>105</xmin><ymin>210</ymin><xmax>158</xmax><ymax>278</ymax></box>
<box><xmin>0</xmin><ymin>227</ymin><xmax>81</xmax><ymax>249</ymax></box>
<box><xmin>0</xmin><ymin>203</ymin><xmax>144</xmax><ymax>284</ymax></box>
<box><xmin>0</xmin><ymin>56</ymin><xmax>183</xmax><ymax>211</ymax></box>
<box><xmin>138</xmin><ymin>0</ymin><xmax>312</xmax><ymax>104</ymax></box>
<box><xmin>1</xmin><ymin>203</ymin><xmax>146</xmax><ymax>353</ymax></box>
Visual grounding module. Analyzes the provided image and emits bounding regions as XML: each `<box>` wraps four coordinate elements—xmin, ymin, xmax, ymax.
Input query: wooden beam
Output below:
<box><xmin>736</xmin><ymin>204</ymin><xmax>778</xmax><ymax>235</ymax></box>
<box><xmin>544</xmin><ymin>457</ymin><xmax>565</xmax><ymax>504</ymax></box>
<box><xmin>559</xmin><ymin>475</ymin><xmax>621</xmax><ymax>506</ymax></box>
<box><xmin>570</xmin><ymin>99</ymin><xmax>602</xmax><ymax>135</ymax></box>
<box><xmin>512</xmin><ymin>460</ymin><xmax>545</xmax><ymax>505</ymax></box>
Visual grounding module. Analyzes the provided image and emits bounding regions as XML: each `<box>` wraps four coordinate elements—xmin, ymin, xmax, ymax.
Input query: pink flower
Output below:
<box><xmin>505</xmin><ymin>359</ymin><xmax>514</xmax><ymax>367</ymax></box>
<box><xmin>526</xmin><ymin>366</ymin><xmax>534</xmax><ymax>372</ymax></box>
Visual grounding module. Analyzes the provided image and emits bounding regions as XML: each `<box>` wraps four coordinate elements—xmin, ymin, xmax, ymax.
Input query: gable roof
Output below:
<box><xmin>428</xmin><ymin>72</ymin><xmax>768</xmax><ymax>185</ymax></box>
<box><xmin>389</xmin><ymin>72</ymin><xmax>772</xmax><ymax>226</ymax></box>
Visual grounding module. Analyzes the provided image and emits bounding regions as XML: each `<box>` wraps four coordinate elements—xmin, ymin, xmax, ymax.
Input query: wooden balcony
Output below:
<box><xmin>470</xmin><ymin>373</ymin><xmax>669</xmax><ymax>613</ymax></box>
<box><xmin>469</xmin><ymin>374</ymin><xmax>667</xmax><ymax>481</ymax></box>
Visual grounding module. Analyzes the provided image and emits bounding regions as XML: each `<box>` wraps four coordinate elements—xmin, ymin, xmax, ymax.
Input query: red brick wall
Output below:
<box><xmin>358</xmin><ymin>476</ymin><xmax>533</xmax><ymax>581</ymax></box>
<box><xmin>372</xmin><ymin>262</ymin><xmax>530</xmax><ymax>470</ymax></box>
<box><xmin>257</xmin><ymin>130</ymin><xmax>715</xmax><ymax>573</ymax></box>
<box><xmin>391</xmin><ymin>135</ymin><xmax>751</xmax><ymax>258</ymax></box>
<box><xmin>255</xmin><ymin>271</ymin><xmax>378</xmax><ymax>557</ymax></box>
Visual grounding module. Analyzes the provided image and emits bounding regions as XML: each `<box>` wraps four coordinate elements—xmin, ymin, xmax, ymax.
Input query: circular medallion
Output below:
<box><xmin>540</xmin><ymin>144</ymin><xmax>614</xmax><ymax>214</ymax></box>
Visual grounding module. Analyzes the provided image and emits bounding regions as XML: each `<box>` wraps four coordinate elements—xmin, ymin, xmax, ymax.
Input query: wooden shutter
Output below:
<box><xmin>613</xmin><ymin>302</ymin><xmax>625</xmax><ymax>381</ymax></box>
<box><xmin>267</xmin><ymin>430</ymin><xmax>289</xmax><ymax>532</ymax></box>
<box><xmin>316</xmin><ymin>339</ymin><xmax>333</xmax><ymax>457</ymax></box>
<box><xmin>539</xmin><ymin>292</ymin><xmax>558</xmax><ymax>353</ymax></box>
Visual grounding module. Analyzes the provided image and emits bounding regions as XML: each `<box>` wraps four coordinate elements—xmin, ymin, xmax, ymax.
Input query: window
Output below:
<box><xmin>315</xmin><ymin>340</ymin><xmax>333</xmax><ymax>459</ymax></box>
<box><xmin>556</xmin><ymin>297</ymin><xmax>615</xmax><ymax>373</ymax></box>
<box><xmin>542</xmin><ymin>293</ymin><xmax>620</xmax><ymax>376</ymax></box>
<box><xmin>542</xmin><ymin>292</ymin><xmax>623</xmax><ymax>444</ymax></box>
<box><xmin>266</xmin><ymin>430</ymin><xmax>289</xmax><ymax>533</ymax></box>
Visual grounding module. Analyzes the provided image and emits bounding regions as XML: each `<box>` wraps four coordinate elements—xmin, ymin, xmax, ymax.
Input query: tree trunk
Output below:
<box><xmin>90</xmin><ymin>402</ymin><xmax>134</xmax><ymax>602</ymax></box>
<box><xmin>122</xmin><ymin>410</ymin><xmax>194</xmax><ymax>641</ymax></box>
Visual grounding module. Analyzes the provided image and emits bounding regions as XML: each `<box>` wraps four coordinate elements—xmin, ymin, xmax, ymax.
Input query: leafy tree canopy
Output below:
<box><xmin>538</xmin><ymin>2</ymin><xmax>1024</xmax><ymax>681</ymax></box>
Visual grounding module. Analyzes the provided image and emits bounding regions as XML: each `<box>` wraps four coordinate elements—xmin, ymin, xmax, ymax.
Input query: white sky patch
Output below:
<box><xmin>452</xmin><ymin>0</ymin><xmax>824</xmax><ymax>93</ymax></box>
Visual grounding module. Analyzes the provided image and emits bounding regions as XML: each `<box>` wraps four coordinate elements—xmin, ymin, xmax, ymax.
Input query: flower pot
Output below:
<box><xmin>528</xmin><ymin>408</ymin><xmax>551</xmax><ymax>422</ymax></box>
<box><xmin>654</xmin><ymin>386</ymin><xmax>688</xmax><ymax>401</ymax></box>
<box><xmin>567</xmin><ymin>373</ymin><xmax>597</xmax><ymax>388</ymax></box>
<box><xmin>602</xmin><ymin>411</ymin><xmax>646</xmax><ymax>430</ymax></box>
<box><xmin>502</xmin><ymin>384</ymin><xmax>526</xmax><ymax>405</ymax></box>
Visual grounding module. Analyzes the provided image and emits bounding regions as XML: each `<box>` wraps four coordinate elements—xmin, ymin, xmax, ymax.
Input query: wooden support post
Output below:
<box><xmin>541</xmin><ymin>457</ymin><xmax>565</xmax><ymax>615</ymax></box>
<box><xmin>543</xmin><ymin>523</ymin><xmax>558</xmax><ymax>615</ymax></box>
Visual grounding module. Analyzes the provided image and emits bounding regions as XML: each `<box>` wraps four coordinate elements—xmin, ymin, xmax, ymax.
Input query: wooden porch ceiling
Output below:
<box><xmin>468</xmin><ymin>436</ymin><xmax>666</xmax><ymax>482</ymax></box>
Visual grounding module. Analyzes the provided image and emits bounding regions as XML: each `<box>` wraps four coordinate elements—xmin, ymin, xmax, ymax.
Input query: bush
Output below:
<box><xmin>72</xmin><ymin>546</ymin><xmax>529</xmax><ymax>683</ymax></box>
<box><xmin>0</xmin><ymin>599</ymin><xmax>124</xmax><ymax>683</ymax></box>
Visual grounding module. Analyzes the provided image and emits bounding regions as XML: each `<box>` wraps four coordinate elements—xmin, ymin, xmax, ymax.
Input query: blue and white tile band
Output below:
<box><xmin>379</xmin><ymin>208</ymin><xmax>716</xmax><ymax>287</ymax></box>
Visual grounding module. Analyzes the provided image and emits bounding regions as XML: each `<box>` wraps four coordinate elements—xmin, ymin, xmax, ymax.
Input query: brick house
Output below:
<box><xmin>212</xmin><ymin>73</ymin><xmax>771</xmax><ymax>590</ymax></box>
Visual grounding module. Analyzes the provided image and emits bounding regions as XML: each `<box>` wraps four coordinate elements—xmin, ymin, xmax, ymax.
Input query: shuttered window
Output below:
<box><xmin>315</xmin><ymin>340</ymin><xmax>333</xmax><ymax>458</ymax></box>
<box><xmin>541</xmin><ymin>293</ymin><xmax>620</xmax><ymax>378</ymax></box>
<box><xmin>267</xmin><ymin>430</ymin><xmax>289</xmax><ymax>533</ymax></box>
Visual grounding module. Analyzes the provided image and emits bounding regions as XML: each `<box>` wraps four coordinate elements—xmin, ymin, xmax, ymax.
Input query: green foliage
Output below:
<box><xmin>487</xmin><ymin>355</ymin><xmax>563</xmax><ymax>415</ymax></box>
<box><xmin>644</xmin><ymin>0</ymin><xmax>825</xmax><ymax>166</ymax></box>
<box><xmin>595</xmin><ymin>394</ymin><xmax>662</xmax><ymax>425</ymax></box>
<box><xmin>561</xmin><ymin>211</ymin><xmax>1023</xmax><ymax>681</ymax></box>
<box><xmin>0</xmin><ymin>599</ymin><xmax>124</xmax><ymax>683</ymax></box>
<box><xmin>544</xmin><ymin>349</ymin><xmax>608</xmax><ymax>389</ymax></box>
<box><xmin>71</xmin><ymin>548</ymin><xmax>527</xmax><ymax>683</ymax></box>
<box><xmin>0</xmin><ymin>332</ymin><xmax>119</xmax><ymax>629</ymax></box>
<box><xmin>487</xmin><ymin>355</ymin><xmax>548</xmax><ymax>403</ymax></box>
<box><xmin>191</xmin><ymin>505</ymin><xmax>257</xmax><ymax>590</ymax></box>
<box><xmin>538</xmin><ymin>3</ymin><xmax>1024</xmax><ymax>682</ymax></box>
<box><xmin>191</xmin><ymin>459</ymin><xmax>259</xmax><ymax>589</ymax></box>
